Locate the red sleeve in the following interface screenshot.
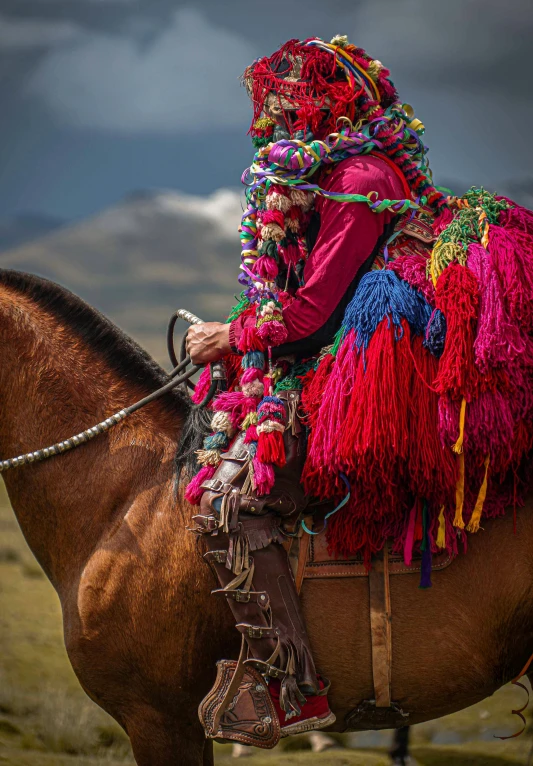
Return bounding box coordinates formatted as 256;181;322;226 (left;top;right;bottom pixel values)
230;154;408;347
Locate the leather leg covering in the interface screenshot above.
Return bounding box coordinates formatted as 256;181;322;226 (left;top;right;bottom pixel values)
241;539;318;697
201;517;318;717
203;530;278;662
195;390;320;741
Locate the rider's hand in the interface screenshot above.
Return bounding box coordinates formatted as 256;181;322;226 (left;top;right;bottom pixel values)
185;322;231;365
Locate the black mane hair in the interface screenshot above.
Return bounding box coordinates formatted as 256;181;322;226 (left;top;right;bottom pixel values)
0;269;189;417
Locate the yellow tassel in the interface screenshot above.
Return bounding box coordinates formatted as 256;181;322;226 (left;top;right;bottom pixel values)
253;117;276;131
428;241;466;285
454;452;466;529
452;398;467;454
466;455;490;533
482;221;490;250
478;209;490;250
241;412;258;431
436;507;446;549
270;365;284;386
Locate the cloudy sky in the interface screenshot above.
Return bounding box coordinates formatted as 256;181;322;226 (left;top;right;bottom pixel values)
1;0;532;221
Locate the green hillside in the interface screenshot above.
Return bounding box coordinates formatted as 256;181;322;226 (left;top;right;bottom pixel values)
0;190;243;367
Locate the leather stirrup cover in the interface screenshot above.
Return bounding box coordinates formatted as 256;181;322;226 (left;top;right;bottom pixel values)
199;659;280;749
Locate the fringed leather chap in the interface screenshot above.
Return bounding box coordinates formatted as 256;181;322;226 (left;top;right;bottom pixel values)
191;390;330;746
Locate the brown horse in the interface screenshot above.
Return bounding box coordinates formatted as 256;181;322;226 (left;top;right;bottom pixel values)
1;268;532;766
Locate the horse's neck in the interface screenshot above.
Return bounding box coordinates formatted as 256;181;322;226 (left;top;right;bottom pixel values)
0;288;179;590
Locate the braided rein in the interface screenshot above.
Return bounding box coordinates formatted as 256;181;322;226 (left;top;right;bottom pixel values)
0;309;204;473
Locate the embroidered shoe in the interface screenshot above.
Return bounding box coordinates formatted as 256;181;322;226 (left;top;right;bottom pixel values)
268;678;336;737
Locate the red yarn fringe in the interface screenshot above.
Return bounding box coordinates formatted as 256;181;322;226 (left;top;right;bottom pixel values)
185;464;216;505
408;335;457;505
434;262;480;399
256;430;286;467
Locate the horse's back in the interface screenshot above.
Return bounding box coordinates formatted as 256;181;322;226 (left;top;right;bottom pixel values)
301;506;533;729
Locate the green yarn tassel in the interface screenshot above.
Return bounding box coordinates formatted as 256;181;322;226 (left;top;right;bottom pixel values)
226;292;251;323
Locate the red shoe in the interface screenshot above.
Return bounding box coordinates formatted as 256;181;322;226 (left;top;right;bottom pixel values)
268;678;336;738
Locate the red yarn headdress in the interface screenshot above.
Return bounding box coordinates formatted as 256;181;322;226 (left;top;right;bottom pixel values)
243;37;398;139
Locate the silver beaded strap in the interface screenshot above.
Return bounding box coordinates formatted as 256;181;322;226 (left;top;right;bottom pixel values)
176;308;202;325
0;308;204;474
0;410;129;472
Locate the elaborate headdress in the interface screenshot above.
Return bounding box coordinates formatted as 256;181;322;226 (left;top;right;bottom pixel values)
243;36;398;142
237;37;445;301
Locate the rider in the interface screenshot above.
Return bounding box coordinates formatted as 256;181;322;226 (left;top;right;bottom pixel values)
185;36;442;746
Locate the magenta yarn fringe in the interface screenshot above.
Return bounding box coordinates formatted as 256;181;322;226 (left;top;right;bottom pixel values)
185;464;216;505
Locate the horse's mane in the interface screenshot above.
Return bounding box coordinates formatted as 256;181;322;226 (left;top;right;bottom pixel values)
0;269;189;416
0;269;212;478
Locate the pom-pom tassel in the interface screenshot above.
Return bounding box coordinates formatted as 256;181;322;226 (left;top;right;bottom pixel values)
436;506;446;549
466;454;490;533
453;452;466;529
254;255;279;280
195;448;222;467
256;426;285;466
185;464;216;505
256;395;287;467
252;394;287;493
252;457;275;495
241;411;258;431
256;298;288;346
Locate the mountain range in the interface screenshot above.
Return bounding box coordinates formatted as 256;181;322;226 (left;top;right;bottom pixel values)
0;213;65;252
0;189;245;365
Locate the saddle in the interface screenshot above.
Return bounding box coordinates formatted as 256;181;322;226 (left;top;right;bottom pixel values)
197;388;455;733
287;519;454;729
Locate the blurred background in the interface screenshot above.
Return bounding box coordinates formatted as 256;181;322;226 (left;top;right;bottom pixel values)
0;1;532;764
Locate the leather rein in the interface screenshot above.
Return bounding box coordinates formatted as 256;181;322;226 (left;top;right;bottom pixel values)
0;309;221;473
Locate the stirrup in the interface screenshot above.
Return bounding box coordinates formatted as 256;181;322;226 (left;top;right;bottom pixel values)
198;657;280;749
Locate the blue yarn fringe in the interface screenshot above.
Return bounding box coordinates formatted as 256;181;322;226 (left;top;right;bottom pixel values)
204;432;228;450
424;308;447;358
242;351;265;369
340;271;432;351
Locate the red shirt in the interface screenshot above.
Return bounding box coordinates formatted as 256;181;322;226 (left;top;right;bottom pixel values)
230;154;407;349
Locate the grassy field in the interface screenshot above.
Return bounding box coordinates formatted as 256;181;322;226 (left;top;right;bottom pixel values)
1;480;532;766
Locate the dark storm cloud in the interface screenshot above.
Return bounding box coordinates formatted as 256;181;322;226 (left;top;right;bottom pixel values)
0;0;149;35
0;0;532;219
0;0;363;102
4;0;532;132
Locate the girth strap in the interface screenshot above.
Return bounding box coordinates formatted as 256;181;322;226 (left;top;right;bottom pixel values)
369;543;393;708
